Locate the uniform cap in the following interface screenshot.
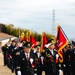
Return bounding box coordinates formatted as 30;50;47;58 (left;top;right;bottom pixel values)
46;39;55;44
45;39;55;48
12;40;16;42
36;45;41;49
72;41;75;46
23;42;32;48
34;45;41;49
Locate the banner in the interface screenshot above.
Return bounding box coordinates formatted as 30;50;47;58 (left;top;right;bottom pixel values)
56;25;68;63
41;32;48;50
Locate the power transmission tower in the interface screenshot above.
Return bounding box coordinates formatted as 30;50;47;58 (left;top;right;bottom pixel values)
52;10;56;36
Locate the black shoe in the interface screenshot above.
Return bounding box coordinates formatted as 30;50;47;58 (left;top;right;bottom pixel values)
4;64;6;66
12;70;14;73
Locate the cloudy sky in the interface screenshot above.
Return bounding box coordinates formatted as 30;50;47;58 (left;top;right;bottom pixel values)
0;0;75;39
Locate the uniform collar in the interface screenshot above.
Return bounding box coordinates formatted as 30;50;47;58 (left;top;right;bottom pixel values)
49;49;54;55
25;52;30;57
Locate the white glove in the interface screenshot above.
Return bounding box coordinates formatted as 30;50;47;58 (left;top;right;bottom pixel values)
30;58;33;64
63;64;66;67
59;69;63;75
17;71;21;75
33;49;37;53
10;55;12;59
34;74;37;75
41;56;44;64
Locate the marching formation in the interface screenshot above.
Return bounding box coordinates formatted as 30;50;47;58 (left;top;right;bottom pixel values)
1;38;75;75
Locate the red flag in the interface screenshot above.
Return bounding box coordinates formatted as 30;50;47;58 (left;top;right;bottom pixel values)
56;25;68;63
30;34;37;47
19;32;29;42
25;32;29;42
18;36;28;42
41;32;48;50
22;36;28;42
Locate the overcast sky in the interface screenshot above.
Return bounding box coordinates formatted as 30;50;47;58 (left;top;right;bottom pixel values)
0;0;75;39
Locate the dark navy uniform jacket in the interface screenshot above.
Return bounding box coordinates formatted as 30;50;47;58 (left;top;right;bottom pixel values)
34;53;43;75
16;51;36;75
42;48;58;75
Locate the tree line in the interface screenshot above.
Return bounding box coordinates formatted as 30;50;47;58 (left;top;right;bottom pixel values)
0;23;56;42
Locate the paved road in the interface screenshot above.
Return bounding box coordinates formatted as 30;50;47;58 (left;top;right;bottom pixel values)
0;53;45;75
0;53;15;75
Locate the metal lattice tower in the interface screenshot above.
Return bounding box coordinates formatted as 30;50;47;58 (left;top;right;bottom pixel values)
52;10;55;36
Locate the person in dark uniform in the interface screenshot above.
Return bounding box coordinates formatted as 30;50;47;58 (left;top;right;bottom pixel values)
1;44;8;66
8;40;16;73
62;44;71;75
70;41;75;75
13;42;22;75
34;45;43;75
42;39;59;75
16;42;37;75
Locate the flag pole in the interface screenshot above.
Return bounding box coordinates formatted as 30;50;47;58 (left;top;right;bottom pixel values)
60;26;69;41
19;29;20;38
41;28;44;52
